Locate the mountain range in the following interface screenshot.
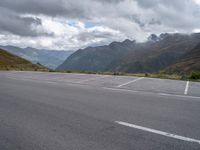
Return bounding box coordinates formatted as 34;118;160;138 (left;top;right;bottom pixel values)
57;33;200;74
166;42;200;74
0;46;74;69
0;48;47;71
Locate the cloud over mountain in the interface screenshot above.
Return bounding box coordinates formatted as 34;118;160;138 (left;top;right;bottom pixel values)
0;0;200;50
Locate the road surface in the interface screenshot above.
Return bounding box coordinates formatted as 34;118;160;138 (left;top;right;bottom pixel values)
0;71;200;150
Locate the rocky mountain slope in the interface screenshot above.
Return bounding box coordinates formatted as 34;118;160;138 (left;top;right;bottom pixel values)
166;42;200;74
57;39;136;71
57;33;200;74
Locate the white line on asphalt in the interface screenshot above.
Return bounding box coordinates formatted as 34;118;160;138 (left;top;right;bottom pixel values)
6;75;200;101
103;87;200;100
116;77;144;88
76;75;109;83
115;121;200;144
184;81;190;95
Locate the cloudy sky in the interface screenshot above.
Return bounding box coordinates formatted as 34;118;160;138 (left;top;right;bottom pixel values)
0;0;200;50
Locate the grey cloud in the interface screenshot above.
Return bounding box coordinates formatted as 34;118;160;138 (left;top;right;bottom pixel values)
0;0;66;16
97;0;124;3
135;0;187;9
0;7;53;37
76;30;119;42
135;0;200;30
1;0;199;29
0;0;90;19
0;0;200;49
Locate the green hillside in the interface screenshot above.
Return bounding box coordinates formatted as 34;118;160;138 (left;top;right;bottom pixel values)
0;48;48;71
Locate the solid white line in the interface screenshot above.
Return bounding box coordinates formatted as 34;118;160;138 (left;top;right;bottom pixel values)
115;121;200;144
76;75;109;83
184;81;190;95
116;77;144;88
7;75;200;101
103;87;200;100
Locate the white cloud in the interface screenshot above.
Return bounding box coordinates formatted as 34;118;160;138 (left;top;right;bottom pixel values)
193;28;200;32
193;0;200;5
0;16;124;50
0;0;200;50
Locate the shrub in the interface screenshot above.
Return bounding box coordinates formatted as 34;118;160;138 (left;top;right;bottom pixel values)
189;71;200;80
49;69;56;72
66;70;72;73
145;73;149;77
113;72;120;76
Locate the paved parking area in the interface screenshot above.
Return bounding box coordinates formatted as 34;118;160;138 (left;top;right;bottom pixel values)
80;76;139;87
2;71;200;98
120;78;187;95
188;82;200;97
1;71;200;150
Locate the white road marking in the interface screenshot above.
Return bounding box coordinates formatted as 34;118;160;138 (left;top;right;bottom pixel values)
115;121;200;144
104;87;200;100
6;74;200;100
76;75;109;83
184;81;190;95
116;77;144;88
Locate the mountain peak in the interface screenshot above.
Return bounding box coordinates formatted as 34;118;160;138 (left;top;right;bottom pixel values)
121;39;135;46
148;34;160;42
123;39;133;43
58;32;200;74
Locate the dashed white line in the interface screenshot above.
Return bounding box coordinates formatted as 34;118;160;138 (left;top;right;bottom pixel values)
115;121;200;144
116;77;144;88
184;81;190;95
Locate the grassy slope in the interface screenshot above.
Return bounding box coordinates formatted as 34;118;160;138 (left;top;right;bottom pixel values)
0;48;48;71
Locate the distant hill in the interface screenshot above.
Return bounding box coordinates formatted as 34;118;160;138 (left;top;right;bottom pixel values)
57;33;200;74
0;48;48;71
0;46;74;69
57;39;136;71
166;42;200;74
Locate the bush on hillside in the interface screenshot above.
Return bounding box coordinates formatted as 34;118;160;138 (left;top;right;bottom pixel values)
189;71;200;80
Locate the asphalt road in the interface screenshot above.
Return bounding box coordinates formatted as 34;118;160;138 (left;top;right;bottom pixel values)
0;71;200;150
